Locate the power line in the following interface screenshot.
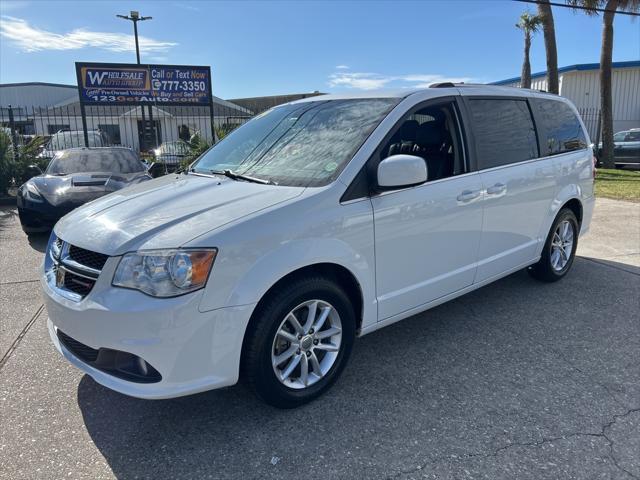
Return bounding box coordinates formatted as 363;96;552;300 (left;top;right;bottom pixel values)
514;0;640;16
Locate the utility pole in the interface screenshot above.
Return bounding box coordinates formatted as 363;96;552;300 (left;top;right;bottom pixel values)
116;11;156;152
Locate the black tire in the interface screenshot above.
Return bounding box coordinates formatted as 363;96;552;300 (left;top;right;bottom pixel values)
528;208;579;282
241;275;356;408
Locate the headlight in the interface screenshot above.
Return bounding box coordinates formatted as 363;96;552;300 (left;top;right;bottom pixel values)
24;182;44;203
112;248;217;297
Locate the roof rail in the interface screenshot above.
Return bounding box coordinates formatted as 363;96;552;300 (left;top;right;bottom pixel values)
429;82;456;88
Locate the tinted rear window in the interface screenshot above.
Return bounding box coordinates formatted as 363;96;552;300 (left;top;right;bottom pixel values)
468;99;538;169
47;149;143;175
535;100;588;155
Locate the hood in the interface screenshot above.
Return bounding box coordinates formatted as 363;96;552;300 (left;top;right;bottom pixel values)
30;172;147;207
55;173;305;255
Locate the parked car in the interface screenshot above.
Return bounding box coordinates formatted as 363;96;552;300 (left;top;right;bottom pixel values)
18;147;151;233
596;128;640;168
43;86;594;407
38;130;107;160
153;140;191;167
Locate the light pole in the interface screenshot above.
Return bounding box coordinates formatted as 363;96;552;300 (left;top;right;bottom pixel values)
116;11;152;65
117;11;155;152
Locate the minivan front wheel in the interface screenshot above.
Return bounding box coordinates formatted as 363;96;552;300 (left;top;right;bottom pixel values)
242;276;355;408
529;208;579;282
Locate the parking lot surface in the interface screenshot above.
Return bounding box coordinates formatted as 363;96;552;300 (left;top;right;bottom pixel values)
1;198;639;480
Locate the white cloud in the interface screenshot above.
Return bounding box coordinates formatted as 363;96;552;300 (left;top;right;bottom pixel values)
328;70;473;91
0;16;177;53
335;65;349;70
328;72;393;90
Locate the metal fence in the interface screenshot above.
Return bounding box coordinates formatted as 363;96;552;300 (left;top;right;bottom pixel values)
0;101;256;159
577;107;602;145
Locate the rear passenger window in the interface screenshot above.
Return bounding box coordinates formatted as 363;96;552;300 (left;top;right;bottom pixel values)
536;100;588;155
468;99;538;169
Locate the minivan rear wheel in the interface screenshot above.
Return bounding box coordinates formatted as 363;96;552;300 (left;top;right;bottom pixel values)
242;276;356;408
528;208;579;282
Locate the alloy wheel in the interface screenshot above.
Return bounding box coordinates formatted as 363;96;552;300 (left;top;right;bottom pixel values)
550;220;574;272
271;299;342;390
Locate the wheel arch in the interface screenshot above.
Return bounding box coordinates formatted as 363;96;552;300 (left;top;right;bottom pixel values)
562;197;583;226
251;262;363;331
239;262;364;369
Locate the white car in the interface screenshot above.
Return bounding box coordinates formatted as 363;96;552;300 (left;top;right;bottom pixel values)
39;130;107;160
43;85;595;407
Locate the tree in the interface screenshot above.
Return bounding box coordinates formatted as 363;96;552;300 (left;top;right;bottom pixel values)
567;0;640;168
536;0;560;94
516;11;543;88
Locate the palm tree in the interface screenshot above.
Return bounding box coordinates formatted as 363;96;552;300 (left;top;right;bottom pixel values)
516;12;543;89
568;0;640;168
537;0;560;94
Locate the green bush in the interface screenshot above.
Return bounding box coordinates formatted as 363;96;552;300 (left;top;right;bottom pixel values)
0;130;14;196
13;136;48;184
0;133;49;195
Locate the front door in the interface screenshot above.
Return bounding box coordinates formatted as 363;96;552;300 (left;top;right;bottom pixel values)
370;99;483;320
372;174;484;319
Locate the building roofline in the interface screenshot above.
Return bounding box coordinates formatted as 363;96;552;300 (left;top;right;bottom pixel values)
0;81;77;89
491;60;640;85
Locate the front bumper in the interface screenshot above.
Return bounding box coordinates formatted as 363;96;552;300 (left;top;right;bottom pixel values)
17;196;69;231
43;269;255;399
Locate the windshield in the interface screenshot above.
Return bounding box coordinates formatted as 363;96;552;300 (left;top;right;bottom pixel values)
191;98;398;187
613;132;626;142
49;132;103;150
158;142;189;154
46;149;144;175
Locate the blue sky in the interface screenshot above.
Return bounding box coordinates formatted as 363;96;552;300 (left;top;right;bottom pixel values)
1;0;639;99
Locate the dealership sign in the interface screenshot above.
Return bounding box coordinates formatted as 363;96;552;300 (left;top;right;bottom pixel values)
75;62;212;105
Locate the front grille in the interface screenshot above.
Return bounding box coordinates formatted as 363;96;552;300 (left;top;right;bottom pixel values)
62;268;96;297
48;239;109;301
68;245;109;271
57;329;99;362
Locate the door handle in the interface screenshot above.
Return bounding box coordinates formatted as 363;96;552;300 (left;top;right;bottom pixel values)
457;190;481;202
486;183;507;195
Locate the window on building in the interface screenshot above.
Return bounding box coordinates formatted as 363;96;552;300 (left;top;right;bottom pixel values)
98;124;121;145
535;100;588;155
468;99;538;169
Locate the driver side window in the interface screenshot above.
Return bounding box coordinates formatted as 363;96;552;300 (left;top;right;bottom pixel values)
381;101;465;182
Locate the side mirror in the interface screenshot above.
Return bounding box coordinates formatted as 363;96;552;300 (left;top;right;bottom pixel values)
377;154;427;190
26;164;43;178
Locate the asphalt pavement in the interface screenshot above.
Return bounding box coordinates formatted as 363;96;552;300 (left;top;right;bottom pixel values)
0;198;638;480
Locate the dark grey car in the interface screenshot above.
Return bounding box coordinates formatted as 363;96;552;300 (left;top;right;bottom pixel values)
17;147;151;233
597;128;640;168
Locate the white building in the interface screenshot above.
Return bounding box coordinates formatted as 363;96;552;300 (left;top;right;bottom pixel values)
493;61;640;141
0;82;252;151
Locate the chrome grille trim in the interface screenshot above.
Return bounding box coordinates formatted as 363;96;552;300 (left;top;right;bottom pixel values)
46;237;108;302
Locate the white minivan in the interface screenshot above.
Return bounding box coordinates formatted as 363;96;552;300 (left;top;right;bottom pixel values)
43;85;595;407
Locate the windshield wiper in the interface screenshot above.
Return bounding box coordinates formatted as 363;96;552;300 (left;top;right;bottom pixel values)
209;169;275;185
